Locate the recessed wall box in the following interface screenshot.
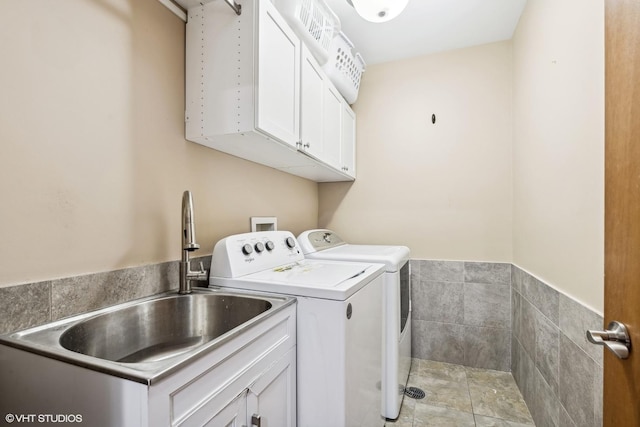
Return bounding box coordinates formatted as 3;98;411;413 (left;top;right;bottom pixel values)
251;217;277;232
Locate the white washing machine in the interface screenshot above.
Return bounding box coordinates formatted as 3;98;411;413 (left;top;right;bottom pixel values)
297;229;411;420
209;231;386;427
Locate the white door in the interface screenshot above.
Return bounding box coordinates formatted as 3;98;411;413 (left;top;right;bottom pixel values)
300;46;325;159
323;83;343;170
246;348;296;427
255;0;300;147
203;391;247;427
340;103;356;178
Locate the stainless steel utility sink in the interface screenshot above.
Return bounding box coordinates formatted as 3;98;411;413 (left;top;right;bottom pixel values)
0;288;295;384
59;293;273;363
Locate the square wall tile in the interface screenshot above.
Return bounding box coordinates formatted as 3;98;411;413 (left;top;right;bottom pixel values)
51;262;178;320
559;334;596;427
463;325;510;371
412;319;464;365
464;262;511;285
412;281;464;323
410;259;421;279
0;282;51;334
511;265;525;293
519;298;537;357
558;294;604;366
560;405;578;427
521;273;559;325
51;269;138;320
511;334;521;385
594;357;603;427
530;368;559;427
419;260;464;282
463;282;510;328
512;289;522;342
514;338;535;405
535;311;560;395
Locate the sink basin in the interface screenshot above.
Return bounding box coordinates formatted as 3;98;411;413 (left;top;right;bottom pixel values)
0;288;294;384
59;293;272;363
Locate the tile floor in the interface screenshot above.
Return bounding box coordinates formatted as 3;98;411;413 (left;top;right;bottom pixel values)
385;358;535;427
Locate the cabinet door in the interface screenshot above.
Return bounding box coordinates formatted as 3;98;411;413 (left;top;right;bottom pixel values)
246;348;296;427
300;46;325;159
323;84;343;171
256;0;300;148
203;390;247;427
340;103;356;177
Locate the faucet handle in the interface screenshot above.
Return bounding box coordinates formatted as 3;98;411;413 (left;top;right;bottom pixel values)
198;262;206;273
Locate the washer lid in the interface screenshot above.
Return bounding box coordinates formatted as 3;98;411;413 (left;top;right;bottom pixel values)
211;260;384;300
250;260;367;286
304;244;410;272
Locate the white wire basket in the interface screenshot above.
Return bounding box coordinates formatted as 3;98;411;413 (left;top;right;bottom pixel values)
322;31;366;104
273;0;341;65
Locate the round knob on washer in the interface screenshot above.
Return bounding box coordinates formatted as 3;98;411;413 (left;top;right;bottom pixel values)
265;241;275;251
242;244;253;255
285;237;296;249
254;242;265;253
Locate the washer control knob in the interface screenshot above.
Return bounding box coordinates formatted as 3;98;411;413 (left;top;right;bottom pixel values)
254;242;265;253
265;241;275;251
242;244;253;255
285;237;296;249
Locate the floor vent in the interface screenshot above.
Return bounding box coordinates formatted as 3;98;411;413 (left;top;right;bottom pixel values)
404;386;425;399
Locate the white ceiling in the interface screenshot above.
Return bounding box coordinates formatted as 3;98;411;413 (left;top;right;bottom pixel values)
323;0;527;65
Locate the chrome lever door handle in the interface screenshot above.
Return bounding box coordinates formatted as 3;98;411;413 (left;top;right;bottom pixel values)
587;321;631;359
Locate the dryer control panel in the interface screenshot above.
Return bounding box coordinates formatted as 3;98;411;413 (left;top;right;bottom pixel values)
210;231;304;278
297;229;346;254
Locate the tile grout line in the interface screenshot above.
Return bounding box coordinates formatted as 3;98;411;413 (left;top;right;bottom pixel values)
463;366;479;426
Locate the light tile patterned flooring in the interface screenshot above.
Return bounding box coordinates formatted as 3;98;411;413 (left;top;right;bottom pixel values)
385;359;535;427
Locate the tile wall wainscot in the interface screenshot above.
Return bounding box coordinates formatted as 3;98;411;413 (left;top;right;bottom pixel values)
410;260;512;371
410;260;605;427
511;264;604;427
0;256;211;335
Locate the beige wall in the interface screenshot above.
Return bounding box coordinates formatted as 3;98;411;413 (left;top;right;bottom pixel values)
319;41;513;262
1;0;604;315
512;0;605;312
0;0;318;288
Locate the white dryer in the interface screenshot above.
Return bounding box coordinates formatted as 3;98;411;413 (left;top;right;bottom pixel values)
297;229;411;420
209;231;385;427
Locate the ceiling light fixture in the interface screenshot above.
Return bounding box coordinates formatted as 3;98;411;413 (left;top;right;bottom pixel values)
346;0;409;23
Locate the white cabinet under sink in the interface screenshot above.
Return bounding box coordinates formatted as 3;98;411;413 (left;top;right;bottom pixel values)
0;302;296;427
184;0;355;182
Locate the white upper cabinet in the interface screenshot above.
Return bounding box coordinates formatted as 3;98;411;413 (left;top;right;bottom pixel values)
300;46;325;160
300;45;354;176
185;0;355;182
323;82;344;171
256;3;300;148
341;103;356;178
